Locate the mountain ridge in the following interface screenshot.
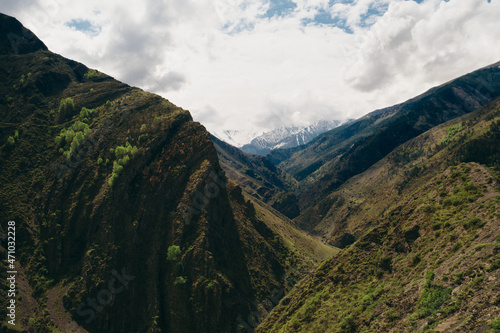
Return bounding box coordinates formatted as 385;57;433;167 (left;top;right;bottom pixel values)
268;61;500;211
214;120;347;156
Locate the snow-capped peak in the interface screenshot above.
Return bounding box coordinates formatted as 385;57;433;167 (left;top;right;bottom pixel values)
212;119;349;155
212;128;265;147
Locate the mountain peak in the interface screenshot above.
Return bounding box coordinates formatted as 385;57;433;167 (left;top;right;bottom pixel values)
240;119;348;155
0;13;48;55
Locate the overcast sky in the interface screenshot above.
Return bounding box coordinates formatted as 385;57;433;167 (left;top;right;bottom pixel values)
1;0;499;133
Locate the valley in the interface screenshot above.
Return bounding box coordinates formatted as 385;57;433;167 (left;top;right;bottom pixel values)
0;12;499;333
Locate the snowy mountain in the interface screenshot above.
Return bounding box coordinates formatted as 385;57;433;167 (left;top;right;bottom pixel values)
212;128;265;147
213;120;348;155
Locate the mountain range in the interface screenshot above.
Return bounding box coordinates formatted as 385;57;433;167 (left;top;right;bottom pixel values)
213;120;347;156
0;13;499;333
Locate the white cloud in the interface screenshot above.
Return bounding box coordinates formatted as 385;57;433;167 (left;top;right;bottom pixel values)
1;0;500;133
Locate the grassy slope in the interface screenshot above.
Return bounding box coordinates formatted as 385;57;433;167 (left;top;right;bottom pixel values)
246;193;338;265
257;103;500;332
296;99;500;244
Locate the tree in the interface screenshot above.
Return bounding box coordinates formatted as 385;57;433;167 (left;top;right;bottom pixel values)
58;97;75;121
167;245;181;261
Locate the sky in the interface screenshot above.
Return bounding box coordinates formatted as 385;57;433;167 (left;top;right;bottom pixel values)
1;0;500;133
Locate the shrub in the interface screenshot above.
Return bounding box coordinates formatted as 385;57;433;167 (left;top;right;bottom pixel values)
108;173;119;187
131;146;139;156
70;132;85;151
423;204;436;214
410;253;421;267
80;108;89;118
174;276;187;285
340;314;356;333
120;155;130;165
462;217;485;230
80;107;96;118
417;270;452;317
453;271;464;284
58;97;75;120
361;294;373;309
115;146;128;158
112;161;124;175
491;317;500;332
7;136;15;146
167;245;182;261
84;69;102;79
97;158;103;165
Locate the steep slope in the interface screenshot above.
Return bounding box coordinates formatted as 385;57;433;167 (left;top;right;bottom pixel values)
239;120;346;155
0;13;326;333
296;97;500;245
212;135;300;218
268;63;500;209
257;99;500;332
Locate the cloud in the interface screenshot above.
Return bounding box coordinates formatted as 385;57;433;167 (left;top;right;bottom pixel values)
1;0;500;133
343;0;500;93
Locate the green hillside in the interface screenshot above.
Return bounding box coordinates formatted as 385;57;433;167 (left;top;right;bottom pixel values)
257;101;500;332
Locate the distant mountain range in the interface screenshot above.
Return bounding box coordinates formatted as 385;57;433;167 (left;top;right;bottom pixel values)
213;120;349;155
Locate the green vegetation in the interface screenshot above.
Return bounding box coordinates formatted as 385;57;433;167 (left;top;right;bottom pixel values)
440;122;464;144
108;142;139;186
3;14;500;333
83;69;102;79
258;160;499;332
174;276;187;285
414;270;452;318
167;245;182;261
79;106;96;118
58;97;75;120
6;130;19;146
491;317;500;332
54;120;90;158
